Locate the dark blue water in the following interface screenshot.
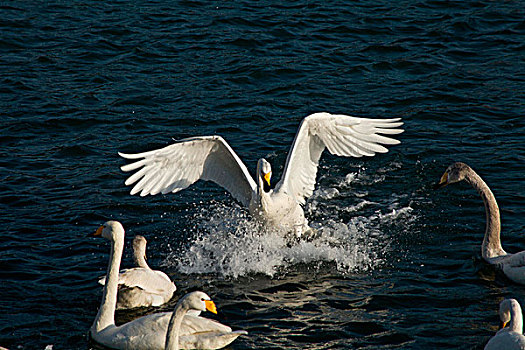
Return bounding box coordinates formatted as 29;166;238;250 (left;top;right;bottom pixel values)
1;1;524;349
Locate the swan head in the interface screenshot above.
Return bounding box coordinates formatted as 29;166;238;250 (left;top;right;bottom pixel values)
133;235;147;259
90;220;125;242
499;299;521;329
257;158;272;192
434;162;471;189
180;291;217;314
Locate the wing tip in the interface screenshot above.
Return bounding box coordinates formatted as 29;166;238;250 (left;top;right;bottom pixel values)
129;187;141;196
121;163;135;172
118;151;133;159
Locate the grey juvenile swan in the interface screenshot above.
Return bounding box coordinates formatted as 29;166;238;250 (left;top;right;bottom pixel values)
435;162;525;284
119;112;403;237
89;221;246;349
98;235;176;309
485;298;525;350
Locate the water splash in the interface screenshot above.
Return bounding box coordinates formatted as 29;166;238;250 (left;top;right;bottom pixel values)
163;203;413;279
163;165;415;278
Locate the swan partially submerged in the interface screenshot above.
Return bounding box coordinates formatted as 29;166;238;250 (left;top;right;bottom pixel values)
435;162;525;284
98;235;176;309
485;298;525;350
89;221;246;349
119;112;403;237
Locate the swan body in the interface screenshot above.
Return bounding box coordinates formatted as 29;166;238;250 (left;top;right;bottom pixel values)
435;162;525;284
164;291;247;350
119;112;403;237
485;299;525;350
89;221;246;349
98;235;176;309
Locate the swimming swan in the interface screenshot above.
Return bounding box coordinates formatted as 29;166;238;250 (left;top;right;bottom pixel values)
98;235;176;309
435;162;525;284
119;112;403;237
89;221;247;349
485;298;525;350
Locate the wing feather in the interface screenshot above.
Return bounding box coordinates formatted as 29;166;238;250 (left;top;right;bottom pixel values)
345;134;388;155
121;159;149;172
278;112;403;204
130;170;155;196
335;125;400;145
119;136;256;207
139;168;164;196
161;172;187;195
125;166;149;186
149;169;173;196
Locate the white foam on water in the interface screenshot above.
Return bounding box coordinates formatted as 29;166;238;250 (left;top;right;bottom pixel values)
163;164;415;278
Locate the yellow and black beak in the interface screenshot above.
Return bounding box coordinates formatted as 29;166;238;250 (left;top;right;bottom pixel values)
434;171;449;190
88;225;104;237
499;320;508;330
263;172;271;187
205;300;217;314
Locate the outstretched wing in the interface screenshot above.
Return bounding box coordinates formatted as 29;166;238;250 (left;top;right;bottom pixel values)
278;112;403;205
119;136;256;207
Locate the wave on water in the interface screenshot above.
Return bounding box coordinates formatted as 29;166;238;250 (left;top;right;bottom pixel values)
163;167;415;279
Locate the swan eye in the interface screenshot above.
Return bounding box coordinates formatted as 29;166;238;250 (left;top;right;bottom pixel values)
201;298;205;301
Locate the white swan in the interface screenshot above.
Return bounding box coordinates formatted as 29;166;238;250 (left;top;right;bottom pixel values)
89;221;247;349
435;162;525;284
163;291;247;350
98;235;176;309
485;298;525;350
119;112;403;237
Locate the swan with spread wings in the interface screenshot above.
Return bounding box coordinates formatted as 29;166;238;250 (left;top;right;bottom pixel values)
119;112;403;237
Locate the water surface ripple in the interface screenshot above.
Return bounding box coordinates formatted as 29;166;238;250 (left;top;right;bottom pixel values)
0;1;524;349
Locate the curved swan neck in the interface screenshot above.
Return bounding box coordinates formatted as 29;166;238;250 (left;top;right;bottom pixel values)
509;302;524;334
134;254;149;269
133;246;149;269
165;301;189;350
91;234;124;333
464;169;504;259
